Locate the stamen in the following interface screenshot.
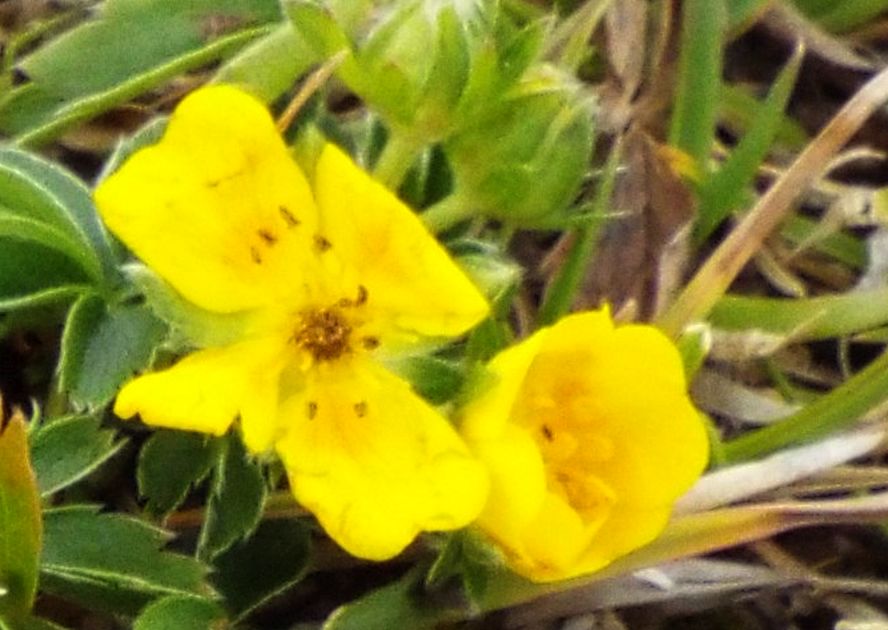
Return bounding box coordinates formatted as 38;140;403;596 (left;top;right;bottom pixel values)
361;336;380;350
293;307;351;361
353;401;368;418
258;229;277;245
355;284;368;306
314;234;332;252
338;285;370;308
250;246;262;264
307;401;318;419
279;205;300;227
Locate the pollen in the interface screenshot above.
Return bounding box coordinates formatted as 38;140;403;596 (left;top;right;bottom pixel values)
294;307;352;361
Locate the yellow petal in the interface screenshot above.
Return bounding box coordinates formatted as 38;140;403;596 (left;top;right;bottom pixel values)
276;357;488;560
312;143;488;347
516;493;589;579
570;322;708;507
459;325;549;441
95;85;321;313
471;424;546;547
115;338;285;442
574;506;673;576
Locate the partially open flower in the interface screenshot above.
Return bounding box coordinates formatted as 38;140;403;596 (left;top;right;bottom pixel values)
459;310;709;582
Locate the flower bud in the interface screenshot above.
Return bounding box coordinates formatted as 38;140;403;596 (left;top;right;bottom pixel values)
443;67;594;226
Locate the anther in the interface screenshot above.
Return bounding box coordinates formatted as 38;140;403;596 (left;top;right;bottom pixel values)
250;246;262;264
338;285;370;309
541;424;553;441
355;285;368;306
353;401;368;418
279;205;300;227
258;229;277;245
313;234;332;252
307;401;318;419
361;336;380;350
293;308;352;361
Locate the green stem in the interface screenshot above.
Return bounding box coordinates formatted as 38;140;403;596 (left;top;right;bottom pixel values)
723;347;888;462
536;140;622;327
372;132;423;190
421;191;475;233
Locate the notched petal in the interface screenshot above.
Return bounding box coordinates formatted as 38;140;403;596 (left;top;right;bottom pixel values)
277;358;488;560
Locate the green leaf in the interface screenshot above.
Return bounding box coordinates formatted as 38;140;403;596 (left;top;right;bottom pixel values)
0;147;117;282
29;414;126;497
134;595;225;630
726;0;772;31
0;285;86;315
197;436;266;560
710;288;888;341
213;22;316;103
0;413;42;620
668;0;726;169
138;431;220;518
212;519;311;619
696;45;803;242
324;567;455;630
58;292;166;408
124;264;252;349
394;356;465;405
0;213;100;295
2;613;69;630
426;531;499;607
0;0;282;145
40;506;208;614
0;238;93;310
815;0;888;33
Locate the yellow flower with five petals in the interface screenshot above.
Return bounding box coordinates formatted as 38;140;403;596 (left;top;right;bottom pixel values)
94;85;490;560
459;310;708;581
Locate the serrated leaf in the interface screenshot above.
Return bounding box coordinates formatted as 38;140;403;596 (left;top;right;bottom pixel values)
0;0;282;145
29;414;126;497
134;595;225;630
137;431;220;517
198;436;266;560
40;506;208;614
212;519;311;619
0;147;117;282
0;412;42;620
58;292;166;408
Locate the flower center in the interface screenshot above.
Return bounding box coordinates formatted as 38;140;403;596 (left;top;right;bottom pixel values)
294;307;352;361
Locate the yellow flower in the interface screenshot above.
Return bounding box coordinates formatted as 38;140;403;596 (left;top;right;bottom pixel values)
94;85;491;560
459;310;708;581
